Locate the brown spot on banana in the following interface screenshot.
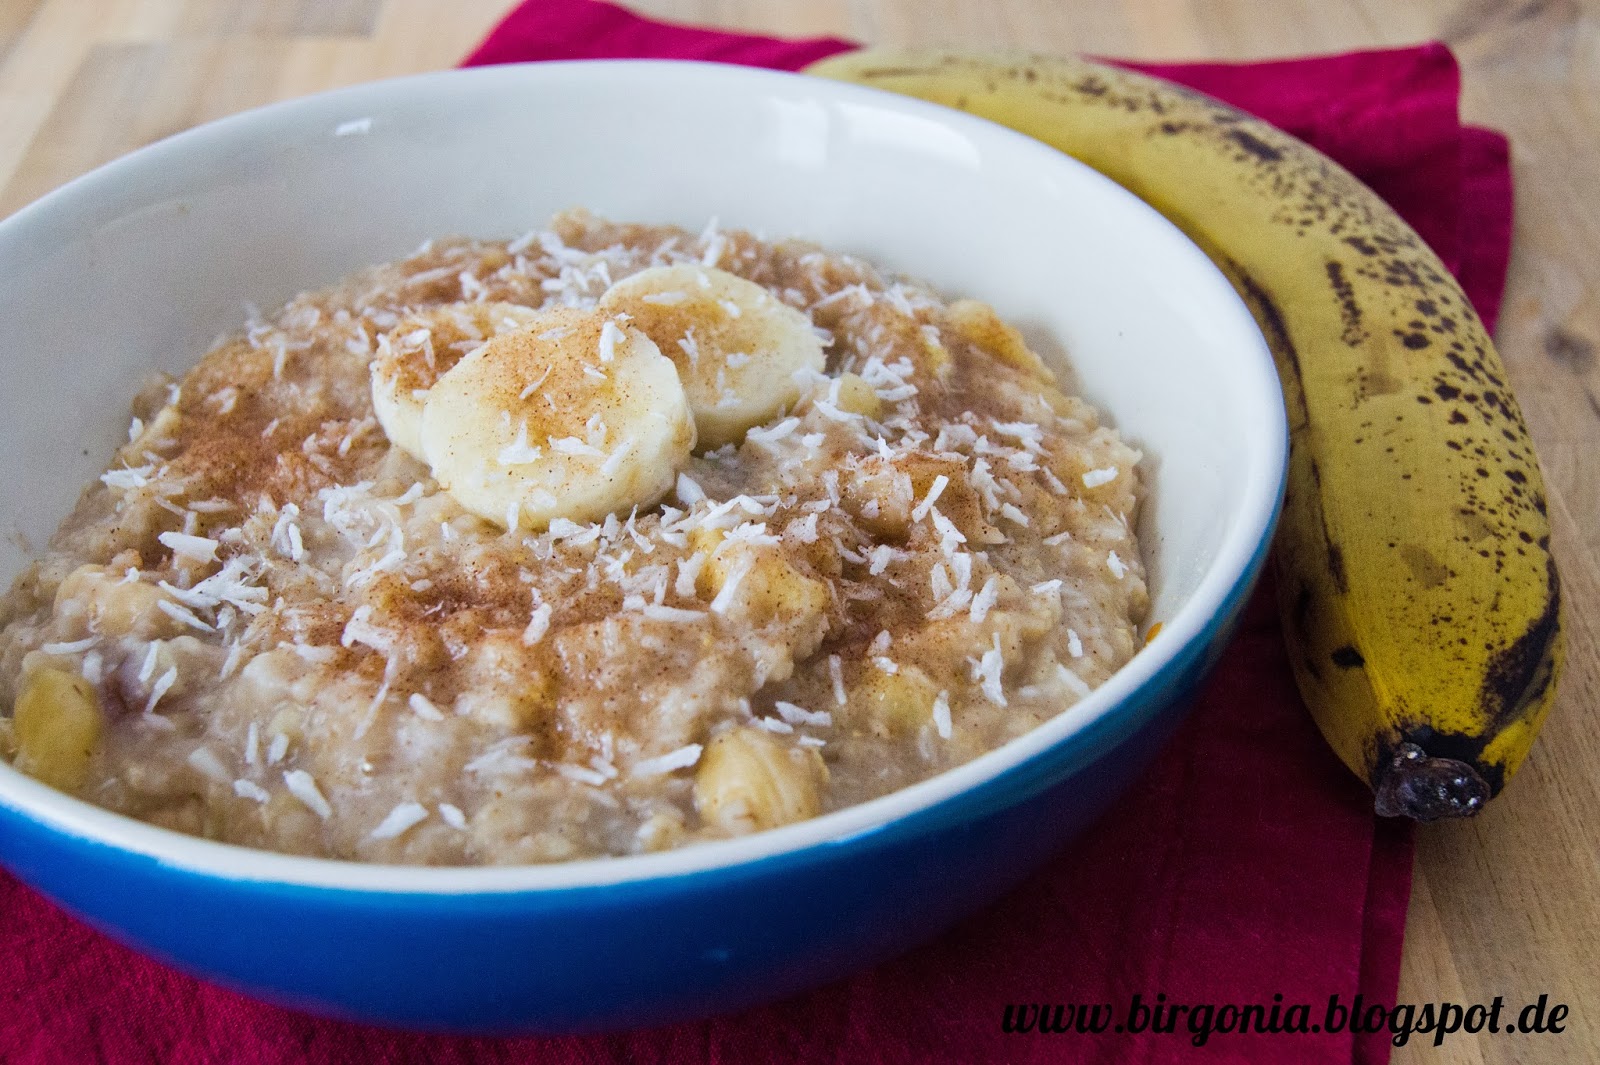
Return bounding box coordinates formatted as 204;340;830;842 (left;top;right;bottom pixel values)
1228;264;1303;384
1330;645;1365;668
1400;544;1451;589
1325;261;1369;347
1324;541;1348;595
1478;556;1563;731
1224;128;1283;162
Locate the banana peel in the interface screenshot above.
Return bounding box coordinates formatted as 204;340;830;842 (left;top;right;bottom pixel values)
808;50;1563;820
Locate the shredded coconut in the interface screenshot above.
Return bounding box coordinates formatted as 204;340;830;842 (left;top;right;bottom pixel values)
828;654;847;706
676;473;706;504
465;737;538;776
409;693;445;720
999;502;1030;526
1056;663;1093;699
101;464;155;490
159;531;220;563
774;701;832;728
632;744;704;777
553;762;610;787
498;422;543;465
143;667;178;715
523;602;553;645
910;475;949;523
233;779;270;803
708;555;753;614
550;436;604;458
228;770;268;796
283;770;332;818
598;318;626;362
600;441;634;478
79;651;103;684
40;636;98;655
970;575;1000;623
932;690;953;739
678;328;701;366
369;802;429;840
973;635;1007;707
186;746;231;783
929;507;967;548
518;366;553;400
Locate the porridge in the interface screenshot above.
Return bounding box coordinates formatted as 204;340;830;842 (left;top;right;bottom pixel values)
0;211;1148;865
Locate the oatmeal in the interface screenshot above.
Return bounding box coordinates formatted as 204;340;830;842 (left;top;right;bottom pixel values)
0;211;1148;864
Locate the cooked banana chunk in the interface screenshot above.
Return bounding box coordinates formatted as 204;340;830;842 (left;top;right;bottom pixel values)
419;307;694;531
597;264;825;449
370;301;544;461
694;726;826;834
13;667;102;791
943;298;1056;382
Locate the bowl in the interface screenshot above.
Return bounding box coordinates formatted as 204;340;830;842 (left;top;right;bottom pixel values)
0;59;1285;1033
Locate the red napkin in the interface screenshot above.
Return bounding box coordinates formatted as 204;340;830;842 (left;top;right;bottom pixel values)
1;4;1514;1063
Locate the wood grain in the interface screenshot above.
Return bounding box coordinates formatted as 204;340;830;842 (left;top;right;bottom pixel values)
0;0;42;63
1;1;1595;1061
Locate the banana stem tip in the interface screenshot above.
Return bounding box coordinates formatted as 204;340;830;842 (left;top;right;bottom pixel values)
1372;743;1491;821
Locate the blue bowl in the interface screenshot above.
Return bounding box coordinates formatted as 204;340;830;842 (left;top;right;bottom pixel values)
0;61;1285;1032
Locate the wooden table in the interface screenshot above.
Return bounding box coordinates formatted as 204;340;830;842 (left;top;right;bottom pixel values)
1;1;1594;1061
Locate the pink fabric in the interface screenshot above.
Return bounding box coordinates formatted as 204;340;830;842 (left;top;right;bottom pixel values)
461;0;853;71
1;4;1515;1062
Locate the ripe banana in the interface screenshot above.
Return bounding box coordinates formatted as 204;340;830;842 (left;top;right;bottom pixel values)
809;50;1564;819
416;307;695;531
598;264;826;449
371;301;544;461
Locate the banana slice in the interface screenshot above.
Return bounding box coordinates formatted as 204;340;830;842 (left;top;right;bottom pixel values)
418;307;694;531
371;302;544;461
597;265;825;449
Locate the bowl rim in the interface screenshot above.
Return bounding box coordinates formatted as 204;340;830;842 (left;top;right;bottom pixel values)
0;57;1287;894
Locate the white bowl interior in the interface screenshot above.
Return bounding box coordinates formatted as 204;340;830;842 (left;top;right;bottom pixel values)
0;61;1282;889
